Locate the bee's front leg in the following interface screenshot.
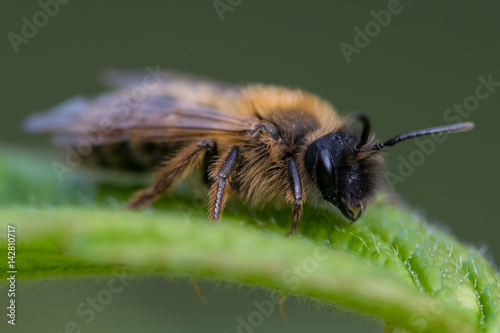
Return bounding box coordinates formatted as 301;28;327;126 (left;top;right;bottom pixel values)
286;157;304;236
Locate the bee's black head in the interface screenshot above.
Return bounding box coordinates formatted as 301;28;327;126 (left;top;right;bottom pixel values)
304;125;383;221
304;114;474;221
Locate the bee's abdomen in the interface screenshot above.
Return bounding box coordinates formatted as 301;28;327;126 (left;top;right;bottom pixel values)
78;141;182;171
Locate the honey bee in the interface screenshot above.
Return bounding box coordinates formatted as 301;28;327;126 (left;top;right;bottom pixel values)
24;69;474;234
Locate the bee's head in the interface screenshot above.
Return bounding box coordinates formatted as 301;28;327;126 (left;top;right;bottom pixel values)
305;114;474;222
304;116;383;221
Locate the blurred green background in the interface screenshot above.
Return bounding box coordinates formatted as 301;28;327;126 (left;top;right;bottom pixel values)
1;1;499;332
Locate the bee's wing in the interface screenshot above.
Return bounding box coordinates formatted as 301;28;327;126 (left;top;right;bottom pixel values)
101;67;240;94
24;92;256;146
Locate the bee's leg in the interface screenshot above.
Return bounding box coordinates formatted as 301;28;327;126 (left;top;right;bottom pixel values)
208;146;240;220
202;142;218;186
286;157;304;236
128;139;215;209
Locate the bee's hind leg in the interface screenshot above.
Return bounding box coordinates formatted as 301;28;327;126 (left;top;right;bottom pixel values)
128;139;215;209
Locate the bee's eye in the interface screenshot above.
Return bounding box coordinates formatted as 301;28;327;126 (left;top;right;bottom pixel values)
316;148;337;203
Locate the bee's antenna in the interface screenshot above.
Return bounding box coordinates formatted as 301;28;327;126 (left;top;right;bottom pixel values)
372;122;474;151
354;114;370;151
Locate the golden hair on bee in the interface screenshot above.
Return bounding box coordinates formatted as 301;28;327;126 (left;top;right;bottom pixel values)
23;69;474;234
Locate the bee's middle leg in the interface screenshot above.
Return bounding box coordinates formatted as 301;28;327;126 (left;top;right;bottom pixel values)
208;146;240;220
128;139;215;209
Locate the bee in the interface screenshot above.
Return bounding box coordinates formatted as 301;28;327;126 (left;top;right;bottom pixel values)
24;69;474;234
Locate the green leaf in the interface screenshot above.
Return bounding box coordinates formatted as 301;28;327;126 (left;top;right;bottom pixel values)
0;146;499;333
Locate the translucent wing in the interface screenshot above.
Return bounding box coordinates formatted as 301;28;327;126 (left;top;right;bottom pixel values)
24;70;256;146
101;67;240;94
